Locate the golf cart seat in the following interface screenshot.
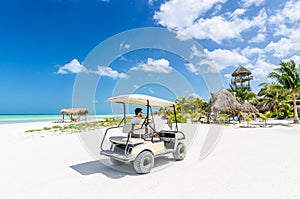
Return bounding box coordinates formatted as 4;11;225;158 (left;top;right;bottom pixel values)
109;136;144;145
109;124;146;145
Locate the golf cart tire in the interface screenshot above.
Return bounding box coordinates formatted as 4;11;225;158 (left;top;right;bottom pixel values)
173;142;186;161
133;151;154;174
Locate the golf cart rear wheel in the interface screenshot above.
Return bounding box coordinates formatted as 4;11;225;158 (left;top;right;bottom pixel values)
133;151;154;174
173;142;186;161
110;145;124;165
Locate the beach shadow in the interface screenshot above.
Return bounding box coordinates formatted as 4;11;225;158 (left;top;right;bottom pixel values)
70;156;175;179
70;160;135;179
251;122;293;127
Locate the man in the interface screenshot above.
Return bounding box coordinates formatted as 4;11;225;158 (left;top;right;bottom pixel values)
131;107;143;125
131;107;155;139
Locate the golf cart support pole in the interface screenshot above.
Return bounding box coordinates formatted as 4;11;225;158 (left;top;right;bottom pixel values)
173;104;178;131
120;102;126;124
146;100;150;119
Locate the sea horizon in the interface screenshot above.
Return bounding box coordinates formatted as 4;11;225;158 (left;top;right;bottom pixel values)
0;114;123;125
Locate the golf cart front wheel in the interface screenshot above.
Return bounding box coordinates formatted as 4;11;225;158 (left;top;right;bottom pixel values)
133;151;154;174
173;142;186;161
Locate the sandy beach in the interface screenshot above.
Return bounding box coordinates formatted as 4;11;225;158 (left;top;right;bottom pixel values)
1;120;300;199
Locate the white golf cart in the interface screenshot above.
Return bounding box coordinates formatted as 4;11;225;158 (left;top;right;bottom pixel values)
100;94;186;174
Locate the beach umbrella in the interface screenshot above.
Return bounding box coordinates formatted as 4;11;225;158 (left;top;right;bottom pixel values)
241;100;258;113
206;88;242;113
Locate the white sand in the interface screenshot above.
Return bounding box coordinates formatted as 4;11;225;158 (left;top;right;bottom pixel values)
0;120;300;199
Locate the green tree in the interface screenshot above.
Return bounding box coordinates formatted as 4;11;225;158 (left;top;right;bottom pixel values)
268;60;300;124
164;96;209;123
278;103;293;119
245;114;253;127
228;84;256;103
258;111;273;127
257;83;286;117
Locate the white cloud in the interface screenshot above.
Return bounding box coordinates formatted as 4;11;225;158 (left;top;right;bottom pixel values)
273;24;291;37
57;59;88;74
251;58;276;79
241;47;264;58
282;0;300;23
270;0;300;24
57;59;128;79
148;0;155;6
212;4;222;15
189;44;206;59
204;48;249;71
96;66;128;79
230;8;246;18
266;27;300;57
185;47;249;74
131;58;173;73
283;55;300;64
182;9;266;43
154;0;267;43
154;0;226;30
224;73;232;80
185;63;199;75
100;0;110;2
119;41;131;50
249;33;266;43
241;0;264;8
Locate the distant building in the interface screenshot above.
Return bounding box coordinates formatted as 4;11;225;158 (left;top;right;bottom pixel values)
231;66;253;89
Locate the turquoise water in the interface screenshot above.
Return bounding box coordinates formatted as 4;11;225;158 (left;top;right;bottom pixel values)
0;114;119;125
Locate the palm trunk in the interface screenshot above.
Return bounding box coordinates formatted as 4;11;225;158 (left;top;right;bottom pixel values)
292;93;299;124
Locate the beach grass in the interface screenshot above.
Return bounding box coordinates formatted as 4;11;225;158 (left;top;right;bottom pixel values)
24;119;121;134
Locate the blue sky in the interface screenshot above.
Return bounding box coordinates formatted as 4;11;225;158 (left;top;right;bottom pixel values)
0;0;299;114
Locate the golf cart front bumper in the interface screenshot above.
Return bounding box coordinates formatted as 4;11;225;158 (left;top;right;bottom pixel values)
100;150;135;162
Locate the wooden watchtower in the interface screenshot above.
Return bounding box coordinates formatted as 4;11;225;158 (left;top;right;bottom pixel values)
231;66;253;89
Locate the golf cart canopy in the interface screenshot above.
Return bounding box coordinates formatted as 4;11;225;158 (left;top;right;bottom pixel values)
107;94;174;107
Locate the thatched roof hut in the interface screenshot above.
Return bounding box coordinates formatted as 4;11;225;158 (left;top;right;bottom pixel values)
241;100;258;113
232;65;252;76
60;108;88;122
256;102;270;113
206;88;242;113
60;108;89;115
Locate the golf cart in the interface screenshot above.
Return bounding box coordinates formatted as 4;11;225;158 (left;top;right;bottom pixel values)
100;94;186;174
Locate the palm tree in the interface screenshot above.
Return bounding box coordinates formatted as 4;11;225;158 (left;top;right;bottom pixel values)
257;82;286;117
268;60;300;124
228;84;256;103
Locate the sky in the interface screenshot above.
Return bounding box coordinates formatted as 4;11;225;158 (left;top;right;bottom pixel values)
0;0;300;114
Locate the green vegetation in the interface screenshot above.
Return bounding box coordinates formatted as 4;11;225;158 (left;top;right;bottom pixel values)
164;59;300;125
267;60;300;123
228;84;257;104
25;59;300;132
245;114;253;127
25;119;121;134
258;111;273;127
158;96;208;123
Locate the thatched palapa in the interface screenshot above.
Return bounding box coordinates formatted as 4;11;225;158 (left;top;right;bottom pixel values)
241;100;258;113
60;108;88;122
206;88;242;113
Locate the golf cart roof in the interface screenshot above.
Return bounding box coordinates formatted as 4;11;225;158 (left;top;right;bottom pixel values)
107;94;174;107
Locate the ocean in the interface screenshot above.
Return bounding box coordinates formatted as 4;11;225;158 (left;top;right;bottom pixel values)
0;114;119;125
